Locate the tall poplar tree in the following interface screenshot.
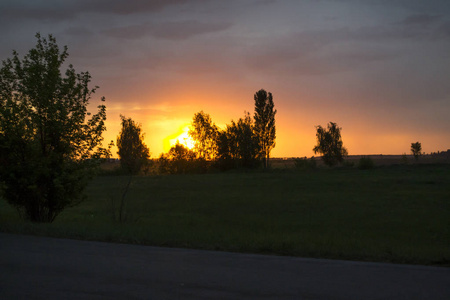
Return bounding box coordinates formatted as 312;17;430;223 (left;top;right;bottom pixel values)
253;89;276;168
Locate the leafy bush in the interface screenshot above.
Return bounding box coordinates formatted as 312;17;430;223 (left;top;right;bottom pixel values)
358;156;375;170
157;143;210;175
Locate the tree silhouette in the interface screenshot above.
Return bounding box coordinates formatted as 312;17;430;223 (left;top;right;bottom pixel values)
313;122;348;166
116;115;150;174
216;130;233;167
253;89;276;168
217;112;259;169
0;34;108;222
189;111;218;160
410;142;422;161
158;142;199;174
168;141;194;160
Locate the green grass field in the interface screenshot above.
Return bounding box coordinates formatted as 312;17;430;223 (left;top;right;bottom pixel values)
1;164;449;266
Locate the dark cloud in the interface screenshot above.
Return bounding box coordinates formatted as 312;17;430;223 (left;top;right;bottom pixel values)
150;20;232;40
244;13;450;76
245;45;397;77
393;14;450;41
243;28;399;75
0;0;206;22
436;21;450;38
75;0;203;15
327;0;450;14
64;27;94;37
389;0;450;14
398;14;441;27
350;18;450;42
103;24;151;40
104;20;232;40
0;5;70;23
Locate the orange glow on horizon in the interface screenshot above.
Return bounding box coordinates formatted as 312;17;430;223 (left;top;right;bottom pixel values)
100;89;449;160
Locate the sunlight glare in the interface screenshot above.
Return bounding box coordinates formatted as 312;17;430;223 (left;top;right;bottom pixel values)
167;125;195;150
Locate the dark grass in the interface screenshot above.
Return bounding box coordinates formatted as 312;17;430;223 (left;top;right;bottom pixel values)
1;164;449;266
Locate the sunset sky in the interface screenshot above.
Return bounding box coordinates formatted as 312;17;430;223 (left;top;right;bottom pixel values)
1;0;449;157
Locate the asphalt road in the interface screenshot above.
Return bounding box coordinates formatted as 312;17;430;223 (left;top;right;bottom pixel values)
1;233;449;300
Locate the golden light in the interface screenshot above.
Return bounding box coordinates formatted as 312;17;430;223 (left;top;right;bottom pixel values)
163;124;195;152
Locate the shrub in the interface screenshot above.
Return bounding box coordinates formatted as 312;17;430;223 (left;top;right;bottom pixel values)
358;156;375;170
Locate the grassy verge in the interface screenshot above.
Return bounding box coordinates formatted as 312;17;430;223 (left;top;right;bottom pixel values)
1;164;449;266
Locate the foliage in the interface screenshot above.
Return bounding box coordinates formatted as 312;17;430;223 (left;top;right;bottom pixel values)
313;122;348;167
169;141;197;162
157;142;205;174
183;89;275;170
157;154;172;174
188;111;218;160
113;115;150;222
216;112;260;170
215;130;232;169
294;157;317;170
358;156;375;170
253;89;277;168
411;142;422;161
116;115;150;174
0;33;108;222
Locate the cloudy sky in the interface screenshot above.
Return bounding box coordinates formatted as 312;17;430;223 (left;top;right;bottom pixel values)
1;0;449;157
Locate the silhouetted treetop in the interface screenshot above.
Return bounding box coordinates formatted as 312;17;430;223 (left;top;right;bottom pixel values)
189;111;218;160
313;122;347;167
117;115;150;174
411;142;422;161
253;89;276;168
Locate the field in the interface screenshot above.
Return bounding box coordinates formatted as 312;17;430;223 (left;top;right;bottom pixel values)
1;163;449;266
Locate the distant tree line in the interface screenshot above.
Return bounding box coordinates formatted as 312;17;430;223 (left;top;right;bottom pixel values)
153;89;277;174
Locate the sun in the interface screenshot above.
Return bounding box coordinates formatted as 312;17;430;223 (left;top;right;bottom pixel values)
164;124;195;152
171;126;195;149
